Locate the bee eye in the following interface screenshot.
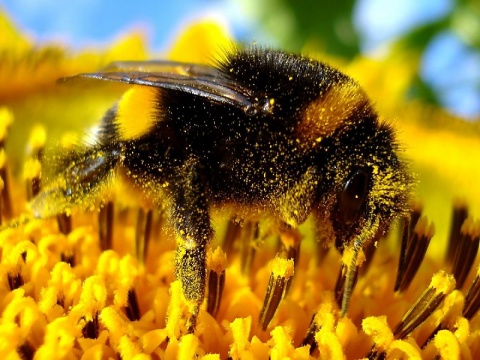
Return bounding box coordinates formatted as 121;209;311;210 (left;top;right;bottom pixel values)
338;169;369;224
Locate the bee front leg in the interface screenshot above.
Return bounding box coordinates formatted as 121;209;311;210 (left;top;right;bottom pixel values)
169;159;212;332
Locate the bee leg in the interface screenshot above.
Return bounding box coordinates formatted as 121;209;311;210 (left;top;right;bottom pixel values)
170;160;212;332
340;218;379;316
340;238;361;316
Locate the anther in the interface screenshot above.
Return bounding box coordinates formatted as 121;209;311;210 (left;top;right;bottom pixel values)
24;124;46;201
125;289;141;321
82;313;100;339
60;252;75;267
392;271;455;340
135;208;153;264
17;341;35;360
445;202;469;265
259;256;294;330
8;272;24;290
0;111;13;219
98;201;114;250
222;217;242;257
24;158;42;201
206;247;227;317
0;149;13;219
463;264;480;320
240;221;259;274
56;213;72;235
450;218;479;289
394;215;434;292
301;299;337;355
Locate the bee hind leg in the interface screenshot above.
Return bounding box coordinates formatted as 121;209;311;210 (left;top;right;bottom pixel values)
169;159;213;332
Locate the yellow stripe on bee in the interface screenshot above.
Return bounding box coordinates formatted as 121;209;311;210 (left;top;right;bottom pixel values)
297;81;369;144
116;86;159;140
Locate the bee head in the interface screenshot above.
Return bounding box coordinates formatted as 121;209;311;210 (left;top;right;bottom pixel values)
316;117;412;252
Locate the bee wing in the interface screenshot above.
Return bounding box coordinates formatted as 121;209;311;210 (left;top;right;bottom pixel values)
102;60;217;78
61;61;260;113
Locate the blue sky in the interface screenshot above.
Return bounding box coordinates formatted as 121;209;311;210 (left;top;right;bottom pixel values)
1;0;233;51
1;0;451;51
2;0;478;118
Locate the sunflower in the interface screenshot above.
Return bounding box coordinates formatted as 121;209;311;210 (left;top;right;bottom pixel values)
1;10;480;360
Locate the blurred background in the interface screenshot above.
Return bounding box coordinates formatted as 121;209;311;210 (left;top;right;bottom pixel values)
1;0;480;254
2;0;479;120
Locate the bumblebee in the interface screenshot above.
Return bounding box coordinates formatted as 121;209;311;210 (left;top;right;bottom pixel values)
31;47;411;328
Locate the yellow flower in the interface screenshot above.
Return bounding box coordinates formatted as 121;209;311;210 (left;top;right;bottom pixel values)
1;10;480;360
